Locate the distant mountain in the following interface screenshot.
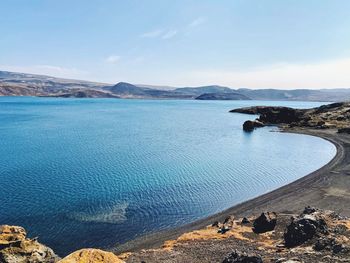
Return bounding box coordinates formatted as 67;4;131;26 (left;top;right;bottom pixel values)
0;70;107;96
47;89;119;98
103;82;193;99
236;88;350;102
1;70;350;101
103;82;148;96
174;85;233;95
195;92;251;100
136;84;176;91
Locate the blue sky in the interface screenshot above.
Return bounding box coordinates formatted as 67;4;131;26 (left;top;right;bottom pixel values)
1;0;350;88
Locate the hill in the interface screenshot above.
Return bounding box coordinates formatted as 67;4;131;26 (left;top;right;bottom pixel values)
2;70;350;101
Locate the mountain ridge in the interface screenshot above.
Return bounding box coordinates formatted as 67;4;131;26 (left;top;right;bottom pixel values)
1;70;350;101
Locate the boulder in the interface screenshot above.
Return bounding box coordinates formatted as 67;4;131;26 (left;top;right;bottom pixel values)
284;214;328;247
58;249;125;263
223;215;235;226
0;225;58;263
222;250;263;263
253;212;277;234
303;206;317;215
212;221;220;227
218;226;231;234
313;237;336;251
243;120;264;131
241;217;250;224
338;127;350;134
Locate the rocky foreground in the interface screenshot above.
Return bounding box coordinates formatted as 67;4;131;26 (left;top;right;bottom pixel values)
1;207;350;263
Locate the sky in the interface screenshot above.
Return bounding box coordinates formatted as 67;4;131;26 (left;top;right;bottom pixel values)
1;0;350;89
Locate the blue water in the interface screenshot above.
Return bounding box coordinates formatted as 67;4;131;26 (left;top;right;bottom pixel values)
0;97;336;256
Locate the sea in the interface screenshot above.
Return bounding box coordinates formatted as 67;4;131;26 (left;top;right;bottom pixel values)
0;97;336;256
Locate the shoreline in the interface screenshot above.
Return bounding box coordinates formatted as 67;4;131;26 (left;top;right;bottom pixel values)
114;128;349;254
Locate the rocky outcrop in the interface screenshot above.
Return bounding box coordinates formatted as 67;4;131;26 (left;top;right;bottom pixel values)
243;120;265;131
284;207;345;250
222;250;262;263
0;225;59;263
284;214;327;247
230;102;350;131
58;249;125;263
253;212;277;234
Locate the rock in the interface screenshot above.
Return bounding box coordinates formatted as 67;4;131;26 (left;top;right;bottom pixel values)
313;237;336;251
212;221;220;227
303;206;317;215
218;226;231;234
58;249;125;263
243;120;264;131
222;250;263;263
332;243;345;254
223;215;235;226
338;127;350;134
241;217;250;224
333;224;348;235
0;225;59;263
253;212;277;234
0;225;26;244
284;214;328;247
313;237;347;254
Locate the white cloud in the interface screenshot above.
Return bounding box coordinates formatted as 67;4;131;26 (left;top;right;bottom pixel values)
105;55;120;64
181;58;350;89
188;17;206;28
162;30;177;39
0;64;88;80
140;29;163;38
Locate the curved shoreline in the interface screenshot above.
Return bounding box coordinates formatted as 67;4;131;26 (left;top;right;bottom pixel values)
114;128;349;253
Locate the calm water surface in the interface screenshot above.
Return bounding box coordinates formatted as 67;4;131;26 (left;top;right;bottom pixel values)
0;97;336;256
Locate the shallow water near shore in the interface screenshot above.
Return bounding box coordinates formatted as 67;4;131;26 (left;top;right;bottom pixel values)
0;97;336;256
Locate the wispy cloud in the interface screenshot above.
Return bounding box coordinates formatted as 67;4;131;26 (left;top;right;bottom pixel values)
105;55;120;64
181;58;350;89
140;29;163;38
162;30;177;39
188;17;206;28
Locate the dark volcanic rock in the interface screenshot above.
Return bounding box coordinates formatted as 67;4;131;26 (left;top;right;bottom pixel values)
253;212;277;234
223;215;235;226
313;237;347;254
222;250;263;263
243;120;265;131
241;217;250;224
303;206;317;215
313;237;336;251
338;127;350;134
231;102;350;131
284;214;328;247
257;107;304;124
230;106;305;124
